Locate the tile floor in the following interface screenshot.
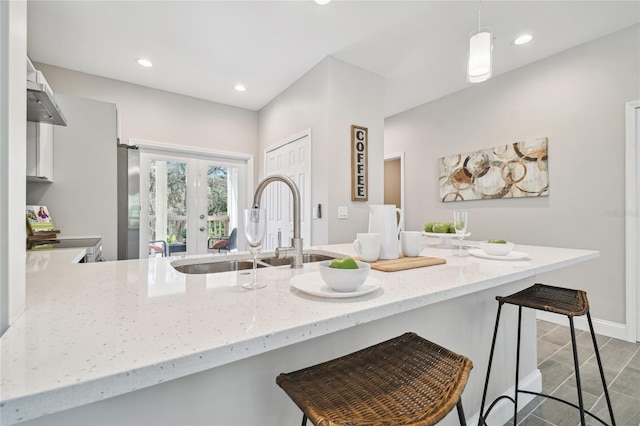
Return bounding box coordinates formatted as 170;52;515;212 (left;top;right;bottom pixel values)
506;320;640;426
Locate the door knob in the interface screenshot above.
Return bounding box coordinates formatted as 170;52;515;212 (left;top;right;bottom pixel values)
199;227;206;232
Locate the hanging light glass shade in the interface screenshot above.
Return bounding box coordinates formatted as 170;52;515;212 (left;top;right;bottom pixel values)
467;28;493;83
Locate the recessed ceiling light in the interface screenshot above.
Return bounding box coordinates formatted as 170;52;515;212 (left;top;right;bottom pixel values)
314;0;331;5
234;84;246;92
513;34;533;45
136;58;153;68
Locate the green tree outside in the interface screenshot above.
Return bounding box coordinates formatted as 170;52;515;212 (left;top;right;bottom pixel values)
148;161;229;243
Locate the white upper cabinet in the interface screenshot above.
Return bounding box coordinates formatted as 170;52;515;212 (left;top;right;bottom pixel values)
26;122;54;182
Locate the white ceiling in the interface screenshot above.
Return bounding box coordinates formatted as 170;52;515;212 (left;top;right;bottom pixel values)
27;1;640;117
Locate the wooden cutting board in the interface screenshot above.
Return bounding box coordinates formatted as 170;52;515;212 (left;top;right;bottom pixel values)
355;256;446;272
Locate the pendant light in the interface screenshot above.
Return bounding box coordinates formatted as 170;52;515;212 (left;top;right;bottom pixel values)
467;3;492;83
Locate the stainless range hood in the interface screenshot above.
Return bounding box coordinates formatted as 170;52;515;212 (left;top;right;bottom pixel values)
27;57;67;126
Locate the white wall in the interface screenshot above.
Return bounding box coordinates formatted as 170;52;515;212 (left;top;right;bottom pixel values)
258;57;385;245
33;63;258;156
385;25;640;326
0;0;27;335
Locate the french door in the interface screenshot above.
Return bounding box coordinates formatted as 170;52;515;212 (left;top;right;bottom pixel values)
139;150;249;258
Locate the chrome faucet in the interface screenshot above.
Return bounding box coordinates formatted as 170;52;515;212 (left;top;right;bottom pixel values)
252;174;303;269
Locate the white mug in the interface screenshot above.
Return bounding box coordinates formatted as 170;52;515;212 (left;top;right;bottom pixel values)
400;231;424;257
353;233;381;262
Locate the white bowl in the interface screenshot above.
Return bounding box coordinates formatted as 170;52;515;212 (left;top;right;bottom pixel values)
318;260;371;292
479;241;514;256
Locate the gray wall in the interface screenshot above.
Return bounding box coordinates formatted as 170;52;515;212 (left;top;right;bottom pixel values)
258;57;385;245
27;95;119;261
34;63;258;156
384;25;640;325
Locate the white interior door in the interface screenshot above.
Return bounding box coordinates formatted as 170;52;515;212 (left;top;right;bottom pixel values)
635;106;640;341
263;131;311;250
626;101;640;342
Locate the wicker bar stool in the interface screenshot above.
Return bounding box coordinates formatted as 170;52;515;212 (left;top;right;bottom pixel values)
276;332;473;426
479;283;616;425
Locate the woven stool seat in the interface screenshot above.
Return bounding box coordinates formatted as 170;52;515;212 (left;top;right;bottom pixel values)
497;283;588;316
276;332;473;426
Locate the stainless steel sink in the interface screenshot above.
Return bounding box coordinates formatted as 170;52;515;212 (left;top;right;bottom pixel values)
172;251;339;274
259;253;336;266
173;260;265;274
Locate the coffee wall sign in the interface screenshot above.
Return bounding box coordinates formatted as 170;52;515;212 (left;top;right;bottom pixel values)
351;125;368;201
438;137;549;202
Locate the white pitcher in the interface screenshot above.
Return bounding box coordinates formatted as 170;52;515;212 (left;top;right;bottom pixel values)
368;205;404;259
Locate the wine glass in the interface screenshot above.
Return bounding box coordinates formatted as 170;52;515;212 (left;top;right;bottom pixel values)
243;208;267;290
453;211;468;257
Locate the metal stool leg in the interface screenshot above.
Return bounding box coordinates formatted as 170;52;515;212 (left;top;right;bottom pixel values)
568;316;586;425
479;301;504;425
301;413;307;426
456;400;467;426
587;312;616;426
513;306;523;425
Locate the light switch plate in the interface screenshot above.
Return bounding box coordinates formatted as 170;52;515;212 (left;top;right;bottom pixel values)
338;206;348;219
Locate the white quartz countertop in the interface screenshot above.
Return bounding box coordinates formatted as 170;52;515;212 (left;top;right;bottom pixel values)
1;242;597;424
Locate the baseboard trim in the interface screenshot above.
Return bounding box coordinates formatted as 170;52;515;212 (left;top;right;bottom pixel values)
536;311;629;341
468;369;542;426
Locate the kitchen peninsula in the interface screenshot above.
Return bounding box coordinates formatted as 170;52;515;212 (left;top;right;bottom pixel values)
1;243;597;425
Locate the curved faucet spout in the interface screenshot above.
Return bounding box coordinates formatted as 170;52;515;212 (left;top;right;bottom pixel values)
252;174;303;268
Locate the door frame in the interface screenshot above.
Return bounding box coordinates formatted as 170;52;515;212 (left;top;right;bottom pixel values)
132;138;254;257
625;100;639;342
384;151;405;221
263;129;312;247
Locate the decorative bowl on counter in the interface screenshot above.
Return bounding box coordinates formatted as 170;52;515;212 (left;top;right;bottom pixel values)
318;260;371;292
479;241;514;256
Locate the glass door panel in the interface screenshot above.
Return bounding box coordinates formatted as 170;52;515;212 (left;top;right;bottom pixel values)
197;159;247;255
142;154;191;258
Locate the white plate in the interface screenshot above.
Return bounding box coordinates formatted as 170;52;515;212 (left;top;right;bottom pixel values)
290;272;381;298
468;249;529;260
423;232;471;239
423;232;471;248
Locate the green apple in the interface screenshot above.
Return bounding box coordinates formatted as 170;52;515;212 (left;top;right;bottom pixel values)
432;223;450;233
449;223;456;233
329;258;359;269
488;239;507;244
424;222;436;232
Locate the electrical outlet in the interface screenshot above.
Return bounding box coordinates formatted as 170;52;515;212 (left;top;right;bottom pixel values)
338;206;348;219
